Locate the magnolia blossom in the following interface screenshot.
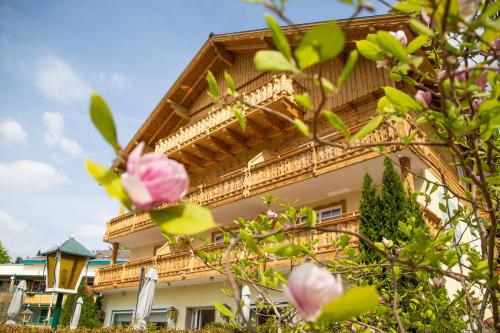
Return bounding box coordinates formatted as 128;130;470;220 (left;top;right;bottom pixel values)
430;277;445;288
414;90;432;108
283;263;343;321
376;30;407;68
121;142;189;210
382;237;391;249
267;210;278;219
458;0;479;23
488;37;500;58
475;70;488;91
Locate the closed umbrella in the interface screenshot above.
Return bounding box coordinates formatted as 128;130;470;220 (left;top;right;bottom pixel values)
69;297;83;329
5;280;27;325
133;268;158;330
241;285;251;324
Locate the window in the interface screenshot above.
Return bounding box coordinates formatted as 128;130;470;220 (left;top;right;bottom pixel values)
212;232;224;244
31;280;45;292
186;307;215;329
300;204;343;223
111;309;170;327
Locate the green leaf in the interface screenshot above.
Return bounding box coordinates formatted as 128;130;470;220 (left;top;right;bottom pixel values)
351;115;383;142
89;93;119;151
254;50;299;73
318;77;335;93
214;301;234;319
393;2;424;12
265;14;292;60
206;71;220;100
376;31;408;62
293;119;311;137
323;110;350;139
409;19;434;36
355;40;384;61
299;21;345;61
294;44;321;69
85;160;131;209
383;86;422;111
239;230;260;253
407;35;429;53
318;286;379;323
231;104;246;131
150;203;217;236
294;93;313;110
299;206;316;226
338;50;358;88
377;96;393;114
264;244;302;258
339;234;350;248
224;71;237;97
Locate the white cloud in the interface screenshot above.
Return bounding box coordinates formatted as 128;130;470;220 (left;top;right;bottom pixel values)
0;118;27;144
74;224;105;239
0;160;69;191
0;211;28;234
35;56;91;105
42;112;82;155
97;72;132;92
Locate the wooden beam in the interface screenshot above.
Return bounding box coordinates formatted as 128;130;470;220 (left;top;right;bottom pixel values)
135;140;155;153
223;128;249;148
246;119;267;137
191;144;216;161
207;136;233;155
257;110;285;131
178;151;203;168
167;99;190;120
147;111;176;146
213;42;234;66
111;242;119;265
260;36;275;50
180;56;219;105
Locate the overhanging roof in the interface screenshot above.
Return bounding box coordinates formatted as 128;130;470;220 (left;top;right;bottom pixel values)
114;14;409;170
41;237;95;258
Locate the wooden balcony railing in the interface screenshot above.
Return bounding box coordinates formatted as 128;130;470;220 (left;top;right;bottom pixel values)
104;122;400;242
24;293;53;305
155;74;301;155
95;212;360;290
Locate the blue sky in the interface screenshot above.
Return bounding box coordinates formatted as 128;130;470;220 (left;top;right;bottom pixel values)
0;0;387;259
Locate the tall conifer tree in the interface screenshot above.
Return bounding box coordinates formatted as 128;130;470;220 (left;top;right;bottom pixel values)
358;172;381;263
380;157;406;240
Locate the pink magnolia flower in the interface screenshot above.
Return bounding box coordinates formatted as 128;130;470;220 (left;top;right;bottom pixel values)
390;30;408;47
267;210;278;219
121;142;189;210
488;37;500;58
414;90;432;108
283;263;343;321
429;277;445;288
475;70;488;91
382;237;391;249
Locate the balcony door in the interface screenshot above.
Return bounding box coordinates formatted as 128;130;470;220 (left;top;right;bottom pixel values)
186;307;215;329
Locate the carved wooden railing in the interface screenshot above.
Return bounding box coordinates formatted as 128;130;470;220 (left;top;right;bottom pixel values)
95;212;360;290
155;74;301;154
104;122;400;241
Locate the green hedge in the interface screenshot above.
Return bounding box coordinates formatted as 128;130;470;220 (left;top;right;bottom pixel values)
0;322;238;333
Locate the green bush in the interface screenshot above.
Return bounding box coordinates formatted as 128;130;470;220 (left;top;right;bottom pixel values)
59;283;102;329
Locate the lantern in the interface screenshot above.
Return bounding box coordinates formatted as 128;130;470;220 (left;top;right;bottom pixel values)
41;237;95;328
20;308;33;324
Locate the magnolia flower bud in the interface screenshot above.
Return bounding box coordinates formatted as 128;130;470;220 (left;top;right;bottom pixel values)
389;30;408;47
283;263;343;321
488;37;500;58
430;277;445;288
475;70;488;91
414;90;432;108
267;210;278;219
121;142;189;210
382;237;391;249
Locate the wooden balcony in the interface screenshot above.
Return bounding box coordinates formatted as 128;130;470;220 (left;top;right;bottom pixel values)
104;122;401;242
155;74;303;169
95;212;360;291
24;293;53;305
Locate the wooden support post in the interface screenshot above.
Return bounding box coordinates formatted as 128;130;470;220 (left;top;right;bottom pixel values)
111;242;119;265
213;42;234;66
207;136;233;155
399;156;415;192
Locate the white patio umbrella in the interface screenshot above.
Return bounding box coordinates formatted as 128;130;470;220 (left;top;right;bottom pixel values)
241;285;251;324
5;280;27;325
69;297;83;329
133;268;158;330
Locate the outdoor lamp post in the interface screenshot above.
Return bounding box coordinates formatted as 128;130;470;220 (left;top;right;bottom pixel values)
20;308;33;324
41;237;95;329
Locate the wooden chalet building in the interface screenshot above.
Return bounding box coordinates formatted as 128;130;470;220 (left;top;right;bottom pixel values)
94;15;466;329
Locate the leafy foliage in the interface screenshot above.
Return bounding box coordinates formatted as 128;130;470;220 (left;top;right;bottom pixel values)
0;241;11;264
60;283;102;329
